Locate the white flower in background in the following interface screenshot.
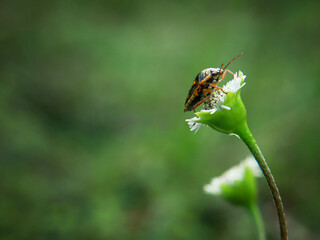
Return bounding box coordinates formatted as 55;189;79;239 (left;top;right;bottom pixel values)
204;156;267;239
185;71;247;134
204;156;267;238
204;156;262;196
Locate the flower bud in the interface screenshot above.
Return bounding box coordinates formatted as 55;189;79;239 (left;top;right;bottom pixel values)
204;156;262;207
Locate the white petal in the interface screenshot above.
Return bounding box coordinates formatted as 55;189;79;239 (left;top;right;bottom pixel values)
242;156;263;177
221;105;231;110
204;178;223;195
202;108;218;115
186;117;203;133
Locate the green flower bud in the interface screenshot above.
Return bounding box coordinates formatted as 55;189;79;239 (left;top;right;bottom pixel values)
204;156;262;207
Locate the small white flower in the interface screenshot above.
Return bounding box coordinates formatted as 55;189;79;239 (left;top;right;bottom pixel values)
223;71;246;94
185;71;246;133
185;116;203;134
204;156;262;196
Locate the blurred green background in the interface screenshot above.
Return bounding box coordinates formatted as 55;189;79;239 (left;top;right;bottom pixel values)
0;0;319;239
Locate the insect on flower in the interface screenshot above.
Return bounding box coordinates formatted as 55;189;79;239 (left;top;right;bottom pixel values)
184;53;243;113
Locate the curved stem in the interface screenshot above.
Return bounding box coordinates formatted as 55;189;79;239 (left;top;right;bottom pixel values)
235;122;288;240
247;204;266;240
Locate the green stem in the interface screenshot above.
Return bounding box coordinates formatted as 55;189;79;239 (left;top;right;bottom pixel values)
248;204;266;240
235;122;288;240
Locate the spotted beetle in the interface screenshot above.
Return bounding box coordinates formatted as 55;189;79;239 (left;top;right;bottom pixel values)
184;53;243;113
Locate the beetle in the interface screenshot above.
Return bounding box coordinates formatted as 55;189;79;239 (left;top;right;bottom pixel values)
184;53;243;113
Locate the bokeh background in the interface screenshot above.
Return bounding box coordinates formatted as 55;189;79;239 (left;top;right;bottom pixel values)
1;0;319;239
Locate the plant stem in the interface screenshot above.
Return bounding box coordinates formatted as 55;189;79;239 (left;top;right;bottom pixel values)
235;122;288;240
248;204;266;240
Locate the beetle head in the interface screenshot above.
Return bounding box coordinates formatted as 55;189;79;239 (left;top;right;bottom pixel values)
209;68;224;83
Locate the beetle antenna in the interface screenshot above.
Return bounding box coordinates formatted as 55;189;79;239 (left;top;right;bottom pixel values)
223;53;243;70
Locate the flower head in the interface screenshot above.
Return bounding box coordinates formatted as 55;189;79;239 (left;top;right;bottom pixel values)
204;156;262;207
185;71;247;135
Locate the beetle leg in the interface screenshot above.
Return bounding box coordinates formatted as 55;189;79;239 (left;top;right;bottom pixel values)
226;69;235;75
220;69;234;82
202;88;213;108
209;84;227;94
192;98;206;113
191;88;215;114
